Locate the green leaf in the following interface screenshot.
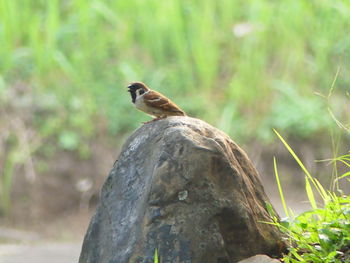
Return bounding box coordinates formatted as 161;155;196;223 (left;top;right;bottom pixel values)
305;177;317;210
273;157;289;218
154;248;159;263
58;131;80;151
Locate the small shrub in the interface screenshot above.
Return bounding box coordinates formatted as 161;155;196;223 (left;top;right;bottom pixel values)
271;131;350;263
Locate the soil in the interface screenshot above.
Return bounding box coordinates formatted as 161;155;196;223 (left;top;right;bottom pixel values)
0;210;92;263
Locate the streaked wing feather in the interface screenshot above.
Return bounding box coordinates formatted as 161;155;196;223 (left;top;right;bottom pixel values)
143;91;185;114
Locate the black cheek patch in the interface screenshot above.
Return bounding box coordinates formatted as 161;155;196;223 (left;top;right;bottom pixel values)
129;90;137;103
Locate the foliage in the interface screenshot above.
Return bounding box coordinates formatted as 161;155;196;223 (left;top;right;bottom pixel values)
271;131;350;263
280;197;350;263
1;0;349;139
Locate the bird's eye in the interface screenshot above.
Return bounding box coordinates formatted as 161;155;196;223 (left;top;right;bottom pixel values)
139;89;145;95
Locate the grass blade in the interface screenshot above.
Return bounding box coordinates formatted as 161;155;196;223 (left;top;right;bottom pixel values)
273;129;326;202
305;177;317;210
335;171;350;181
273;157;289;217
154;248;159;263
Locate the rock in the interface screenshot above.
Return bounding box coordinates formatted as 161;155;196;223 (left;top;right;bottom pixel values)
79;117;285;263
237;254;281;263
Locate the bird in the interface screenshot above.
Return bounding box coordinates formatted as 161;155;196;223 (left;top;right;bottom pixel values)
127;82;186;122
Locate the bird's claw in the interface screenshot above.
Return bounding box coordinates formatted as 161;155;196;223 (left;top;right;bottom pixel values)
142;116;166;124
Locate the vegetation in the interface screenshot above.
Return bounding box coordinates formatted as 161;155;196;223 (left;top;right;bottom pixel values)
279;195;350;263
0;1;349;216
1;0;349;138
270;131;350;263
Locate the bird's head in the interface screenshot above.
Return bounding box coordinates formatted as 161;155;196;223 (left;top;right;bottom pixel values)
127;82;149;103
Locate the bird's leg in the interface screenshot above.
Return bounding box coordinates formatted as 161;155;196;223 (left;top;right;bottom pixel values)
142;119;158;124
142;115;167;124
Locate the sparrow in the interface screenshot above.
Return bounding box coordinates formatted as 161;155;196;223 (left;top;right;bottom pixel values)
127;82;186;122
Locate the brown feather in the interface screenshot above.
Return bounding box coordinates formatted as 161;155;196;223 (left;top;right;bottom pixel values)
143;90;186;116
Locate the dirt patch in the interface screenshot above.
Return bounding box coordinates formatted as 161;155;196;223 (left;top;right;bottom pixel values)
0;243;81;263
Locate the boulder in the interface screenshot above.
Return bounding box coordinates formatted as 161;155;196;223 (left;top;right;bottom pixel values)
237;255;281;263
79;117;285;263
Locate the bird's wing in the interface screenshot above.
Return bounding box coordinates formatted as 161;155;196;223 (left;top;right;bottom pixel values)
143;90;185;115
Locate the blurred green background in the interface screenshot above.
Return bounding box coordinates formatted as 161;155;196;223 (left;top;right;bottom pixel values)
0;0;349;237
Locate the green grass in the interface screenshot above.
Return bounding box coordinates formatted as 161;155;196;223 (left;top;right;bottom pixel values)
154;248;159;263
271;131;350;263
1;0;349;138
278;196;350;263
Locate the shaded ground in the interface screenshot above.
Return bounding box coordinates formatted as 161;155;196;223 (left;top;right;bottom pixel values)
0;243;81;263
0;210;91;263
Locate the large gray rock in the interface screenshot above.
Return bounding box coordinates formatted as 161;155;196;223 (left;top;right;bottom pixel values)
79;117;285;263
237;255;281;263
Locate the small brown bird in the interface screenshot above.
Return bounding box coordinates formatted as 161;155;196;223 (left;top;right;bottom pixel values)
127;82;186;122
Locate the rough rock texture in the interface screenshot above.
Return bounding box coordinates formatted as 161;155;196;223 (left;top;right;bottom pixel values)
237;255;281;263
79;117;285;263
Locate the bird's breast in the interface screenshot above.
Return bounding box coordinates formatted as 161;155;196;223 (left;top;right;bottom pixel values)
134;97;162;116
